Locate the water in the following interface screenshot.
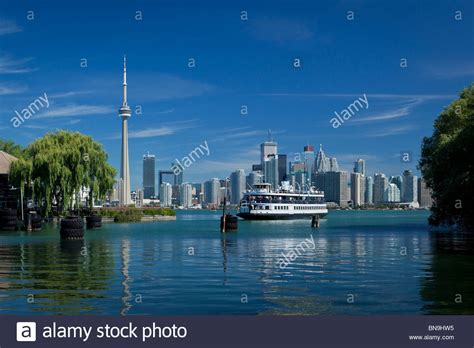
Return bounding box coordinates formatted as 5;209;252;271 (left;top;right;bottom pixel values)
0;210;473;315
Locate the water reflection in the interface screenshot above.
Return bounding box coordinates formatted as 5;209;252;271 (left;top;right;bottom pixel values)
220;233;238;284
120;239;132;315
421;231;474;314
0;212;473;315
0;234;115;314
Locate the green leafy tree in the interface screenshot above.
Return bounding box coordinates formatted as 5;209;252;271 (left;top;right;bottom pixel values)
10;130;116;216
419;84;474;229
0;139;24;158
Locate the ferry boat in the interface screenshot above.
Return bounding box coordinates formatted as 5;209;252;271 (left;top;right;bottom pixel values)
237;182;328;220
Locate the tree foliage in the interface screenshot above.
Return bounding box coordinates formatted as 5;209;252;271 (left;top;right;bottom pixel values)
419;84;474;229
10;130;116;216
0;139;24;158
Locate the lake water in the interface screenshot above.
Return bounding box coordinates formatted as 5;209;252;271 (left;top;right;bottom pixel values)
0;210;473;315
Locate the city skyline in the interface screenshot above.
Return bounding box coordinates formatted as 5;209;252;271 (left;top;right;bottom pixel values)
1;1;473;188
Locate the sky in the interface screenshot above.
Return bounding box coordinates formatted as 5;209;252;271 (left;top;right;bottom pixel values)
0;0;473;189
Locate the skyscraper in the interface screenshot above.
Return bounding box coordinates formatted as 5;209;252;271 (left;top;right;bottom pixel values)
277;154;287;184
260;130;277;182
295;171;306;191
247;171;263;188
389;175;403;192
385;183;401;202
143;152;155;199
230;169;246;204
179;183;193;208
401;170;418;203
264;154;279;189
314;171;349;207
315;144;330;173
159;182;172;207
373;173;388;204
204;178;220;207
365;176;374;204
119;56;132;206
303;145;315;175
417;177;433;208
329;157;339;172
351;172;365;206
353;159;366;175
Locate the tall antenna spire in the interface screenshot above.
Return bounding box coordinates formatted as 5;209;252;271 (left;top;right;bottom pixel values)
268;129;273;142
122;55;127;106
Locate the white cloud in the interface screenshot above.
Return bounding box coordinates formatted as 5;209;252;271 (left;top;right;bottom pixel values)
366;125;416;137
0;55;35;74
49;91;93;99
0;19;21;35
124;120;196;139
36;104;113;118
129;126;178;138
154;108;175;115
351;104;414;123
0;84;27;95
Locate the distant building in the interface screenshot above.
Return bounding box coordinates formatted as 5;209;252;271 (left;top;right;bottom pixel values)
290;161;305;174
260;130;277;181
191;183;203;203
351;172;365;206
401;170;418;203
143;152;155;199
219;187;226;206
329;157;339;172
315;171;349;207
246;171;263;189
135;188;144;207
385;183;400;202
230;169;246;204
389;175;403;191
353;159;366;175
264;154;279;189
180;183;193;208
295;171;306;191
365;176;374;205
159;182;172;207
417;177;433;208
303;145;315;175
315;144;330;173
373;173;388;204
252;164;262;172
204;178;220;207
278;154;287;184
159;168;182;194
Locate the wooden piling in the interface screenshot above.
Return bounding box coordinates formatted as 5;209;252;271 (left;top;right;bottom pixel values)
311;215;320;228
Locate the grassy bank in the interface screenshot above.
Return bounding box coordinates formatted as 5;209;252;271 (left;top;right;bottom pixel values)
98;207;176;223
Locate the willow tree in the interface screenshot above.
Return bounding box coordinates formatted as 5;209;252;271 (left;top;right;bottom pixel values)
419;84;474;229
0;139;24;158
10;130;116;216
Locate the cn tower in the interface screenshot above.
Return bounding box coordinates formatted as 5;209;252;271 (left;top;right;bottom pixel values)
119;55;132;206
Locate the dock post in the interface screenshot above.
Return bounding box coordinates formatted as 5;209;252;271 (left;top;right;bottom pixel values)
26;212;32;232
311;215;320;228
221;196;226;233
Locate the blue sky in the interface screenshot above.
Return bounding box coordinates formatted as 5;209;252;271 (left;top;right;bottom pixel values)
1;0;473;188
